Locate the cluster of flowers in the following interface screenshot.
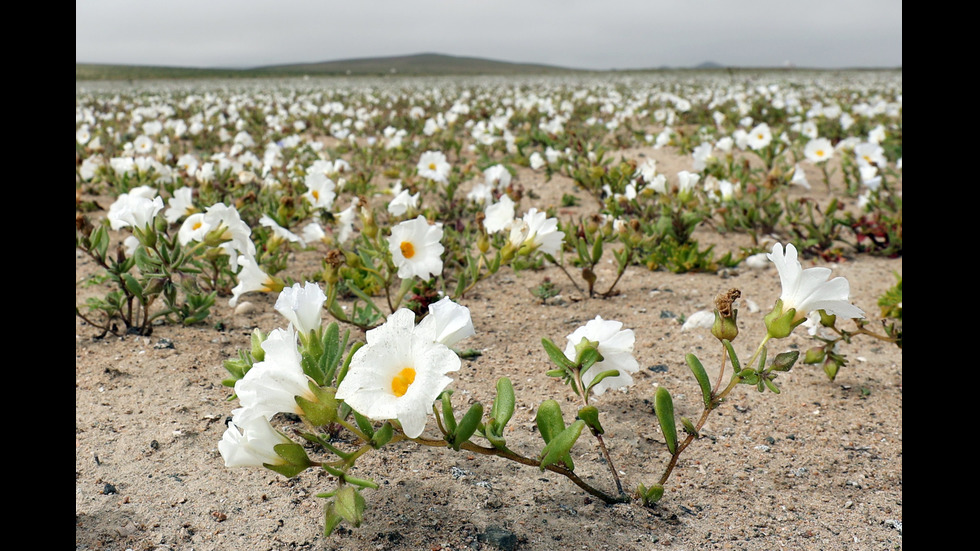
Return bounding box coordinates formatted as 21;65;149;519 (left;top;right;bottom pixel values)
218;239;866;530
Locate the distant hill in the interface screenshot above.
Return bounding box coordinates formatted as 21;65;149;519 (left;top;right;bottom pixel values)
76;53;585;81
256;53;582;76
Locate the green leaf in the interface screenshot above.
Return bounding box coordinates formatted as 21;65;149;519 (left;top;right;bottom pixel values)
540;420;585;470
685;353;713;408
541;338;575;370
655;386;678;455
722;340;740;372
440;391;457;435
490;377;515;430
451;402;484;451
122;273;143;299
585;370;620;397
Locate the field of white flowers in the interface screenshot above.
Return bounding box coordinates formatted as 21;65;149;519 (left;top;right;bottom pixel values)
76;70;902;551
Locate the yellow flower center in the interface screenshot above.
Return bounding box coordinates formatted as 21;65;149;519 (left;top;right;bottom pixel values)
391;367;416;397
400;241;415;258
428;163;437;170
192;221;203;230
815;149;824;157
312;190;320;200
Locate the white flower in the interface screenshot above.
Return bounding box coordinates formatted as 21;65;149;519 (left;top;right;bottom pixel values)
746;123;772;151
563;316;639;396
416;297;475;348
510;208;564;256
335;309;462;438
790;164;811;189
388;215;444;280
854;142;886;168
417;150;451;184
274;282;326;335
804;138;833;164
467;183;493;204
767;242;865;325
335;198;360;244
260;215;304;247
106;190;164;231
483;195;515;233
676;170;700;196
483;164;512;189
203;203;256;269
692;143;714;171
178;212;211;245
219;416;294;468
233;326;315;423
164;187;196;224
529;152;546;170
229;255;279;307
388;188;419;216
303;172;337;210
301;221;327;244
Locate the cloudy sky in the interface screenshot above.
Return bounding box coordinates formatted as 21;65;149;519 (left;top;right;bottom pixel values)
76;0;902;70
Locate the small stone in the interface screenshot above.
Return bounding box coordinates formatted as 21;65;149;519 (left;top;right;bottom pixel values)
234;301;258;315
744;253;770;269
153;338;175;350
478;525;517;551
103;483;117;495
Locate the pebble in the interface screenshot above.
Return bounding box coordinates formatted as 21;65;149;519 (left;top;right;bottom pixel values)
234;301;258;315
744;253;770;269
478;525;517;551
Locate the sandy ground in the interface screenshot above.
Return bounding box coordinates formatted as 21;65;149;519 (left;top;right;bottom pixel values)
76;152;902;551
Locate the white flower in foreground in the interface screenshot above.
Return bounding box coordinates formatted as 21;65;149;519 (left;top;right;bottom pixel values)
765;243;864;336
178;212;211;245
106;190;164;231
229;255;281;307
219;416;294;468
204;203;256;270
483;195;515;234
233;326;316;423
388;215;444;280
509;208;564;256
563;316;639;396
335;309;462;438
804;138;834;164
416;297;475;348
417;150;451;184
275;282;326;335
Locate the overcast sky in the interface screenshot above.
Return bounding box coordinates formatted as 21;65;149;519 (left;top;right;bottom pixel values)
76;0;902;71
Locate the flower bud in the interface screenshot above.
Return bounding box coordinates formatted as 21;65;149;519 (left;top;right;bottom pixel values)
803;347;825;365
250;328;267;361
770;350;799;372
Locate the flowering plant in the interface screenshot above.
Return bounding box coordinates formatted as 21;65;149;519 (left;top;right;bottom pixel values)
219;244;885;536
